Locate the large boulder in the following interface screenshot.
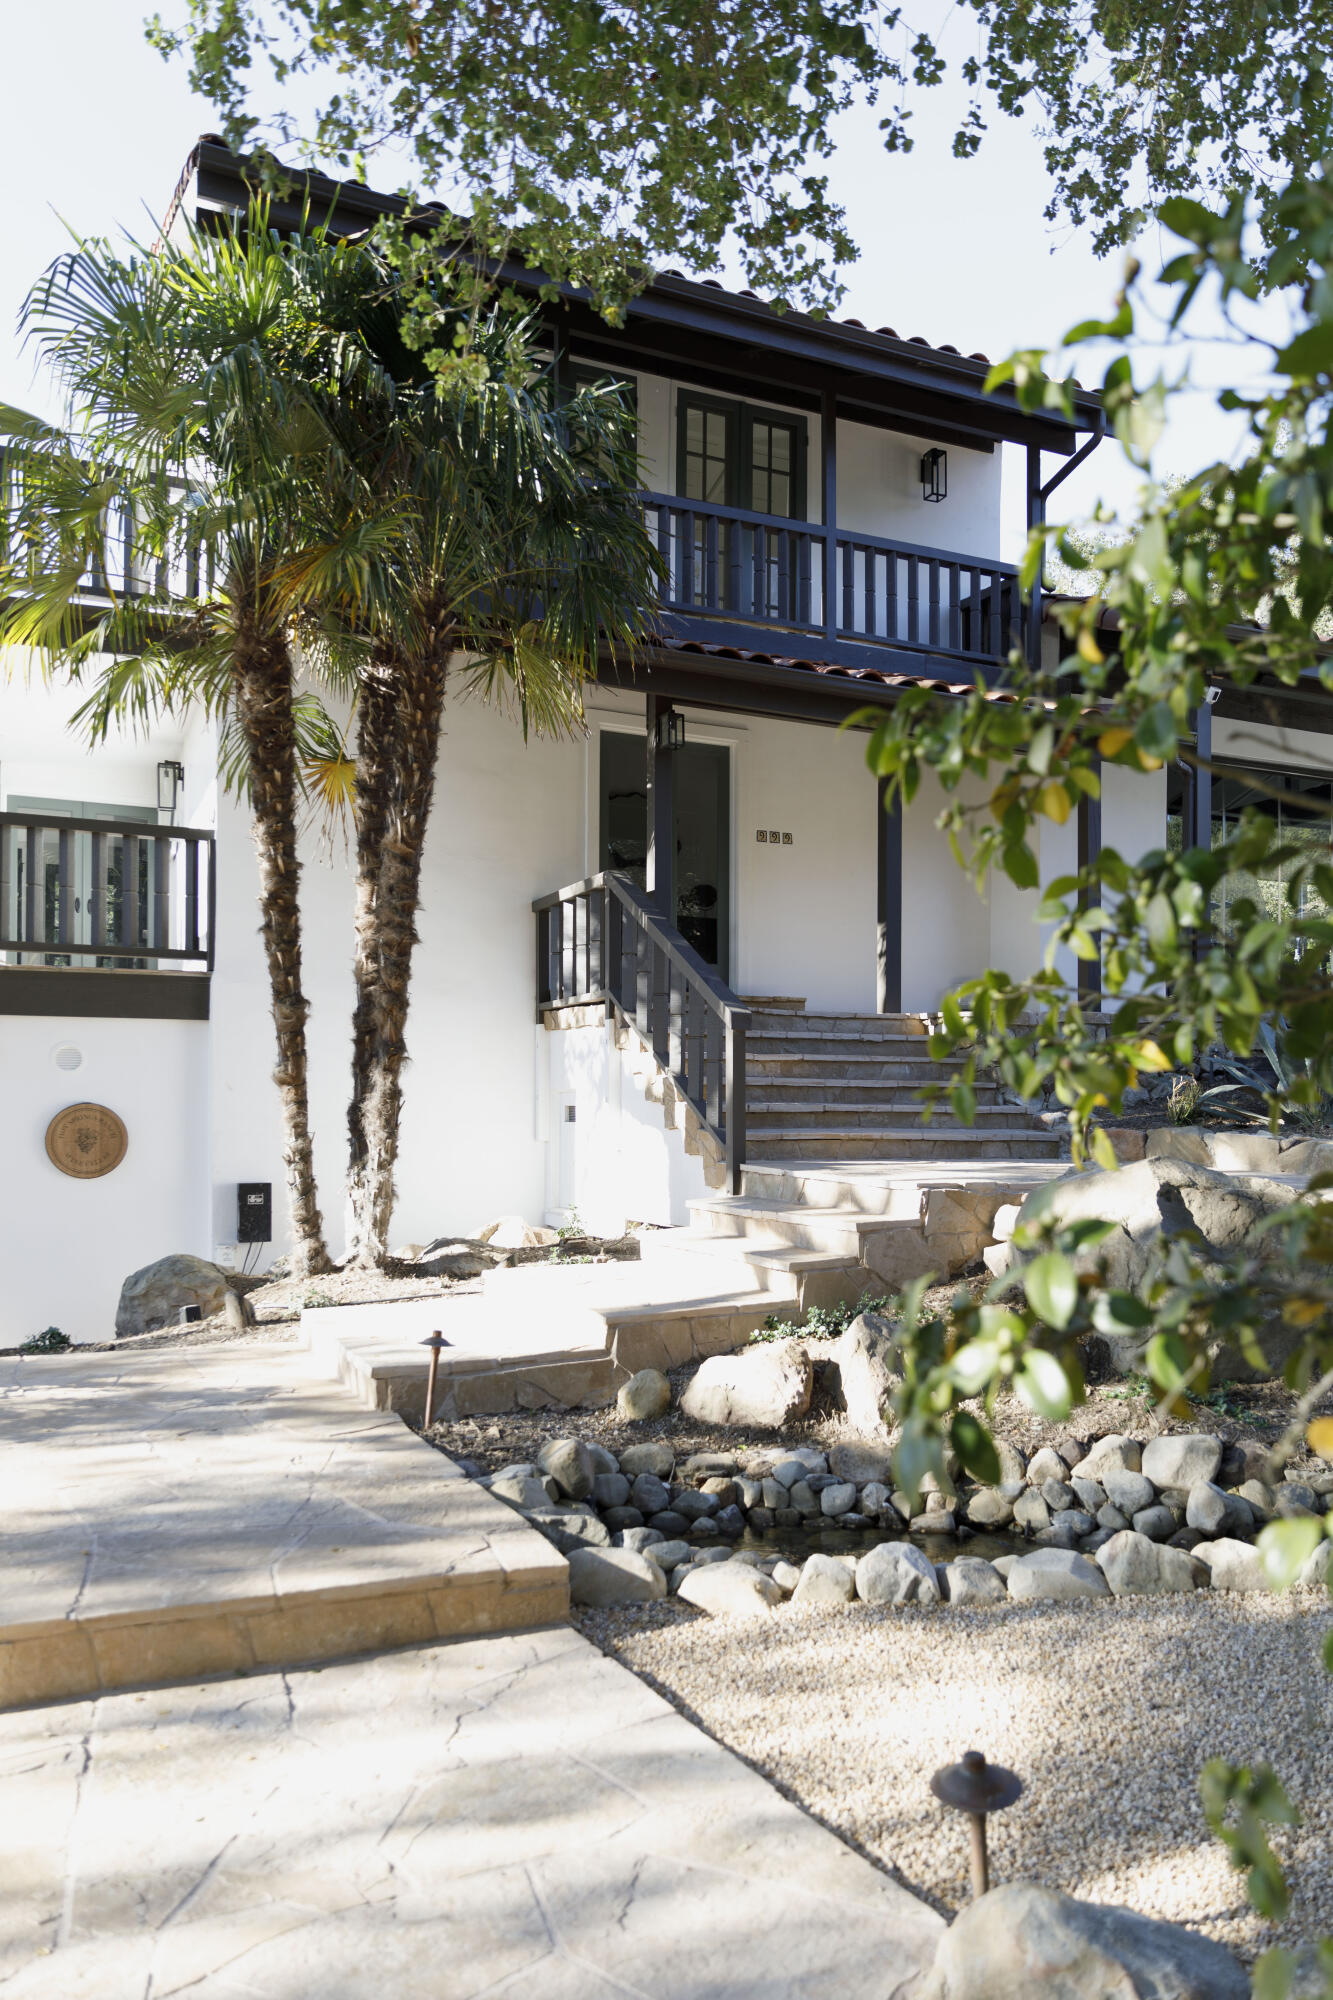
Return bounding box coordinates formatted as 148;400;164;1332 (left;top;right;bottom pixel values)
1095;1531;1202;1597
567;1547;667;1606
920;1882;1248;2000
829;1311;901;1435
792;1554;857;1607
940;1558;1008;1606
115;1253;232;1338
1017;1160;1298;1369
679;1339;812;1429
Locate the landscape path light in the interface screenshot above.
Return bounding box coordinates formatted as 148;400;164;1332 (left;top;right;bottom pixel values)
930;1749;1023;1900
421;1331;450;1429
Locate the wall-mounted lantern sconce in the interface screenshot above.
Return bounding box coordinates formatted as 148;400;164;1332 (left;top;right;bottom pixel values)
920;448;948;504
654;708;686;752
157;759;185;819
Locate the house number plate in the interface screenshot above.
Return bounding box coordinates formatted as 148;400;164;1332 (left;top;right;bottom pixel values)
45;1103;129;1179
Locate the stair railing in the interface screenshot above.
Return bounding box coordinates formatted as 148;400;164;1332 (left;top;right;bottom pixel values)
533;869;749;1194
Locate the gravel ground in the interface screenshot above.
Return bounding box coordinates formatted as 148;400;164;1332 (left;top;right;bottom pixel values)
576;1586;1333;1965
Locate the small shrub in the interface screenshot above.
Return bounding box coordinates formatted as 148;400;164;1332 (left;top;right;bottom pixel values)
1167;1074;1203;1124
751;1293;891;1345
20;1326;71;1354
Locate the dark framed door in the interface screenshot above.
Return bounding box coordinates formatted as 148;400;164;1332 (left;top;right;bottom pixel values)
676;392;807;618
599;730;731;979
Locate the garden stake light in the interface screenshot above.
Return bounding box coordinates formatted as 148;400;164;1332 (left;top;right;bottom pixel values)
930;1750;1023;1900
421;1331;449;1428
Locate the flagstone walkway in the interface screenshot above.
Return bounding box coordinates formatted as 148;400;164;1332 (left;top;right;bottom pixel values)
1;1625;943;1998
0;1344;565;1710
0;1339;944;1997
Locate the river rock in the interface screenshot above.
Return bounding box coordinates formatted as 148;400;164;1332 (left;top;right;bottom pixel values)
592;1472;631;1509
829;1440;896;1485
919;1882;1249;2000
1072;1477;1107;1512
940;1558;1008;1606
630;1472;672;1515
115;1253;233;1339
1095;1530;1202;1596
1078;1433;1142;1481
1013;1489;1051;1533
821;1481;858;1517
1131;1505;1177;1542
677;1561;783;1618
1103;1470;1156;1517
1185;1482;1230;1536
966;1489;1015;1529
617;1526;665;1554
538;1438;596;1501
1027;1447;1068;1486
855;1540;941;1605
1141;1433;1223;1492
1007;1549;1110;1602
619;1442;675;1479
490;1473;555;1512
1194;1538;1268;1591
616;1367;671;1420
792;1554;858;1606
528;1509;610;1553
567;1547;667;1606
679;1339;813;1429
830;1310;901;1434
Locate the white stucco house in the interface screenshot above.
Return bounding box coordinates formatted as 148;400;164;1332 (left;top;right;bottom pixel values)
3;140;1328;1345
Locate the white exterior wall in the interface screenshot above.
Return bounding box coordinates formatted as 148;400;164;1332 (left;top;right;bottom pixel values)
1214;717;1333;774
544;1019;709;1235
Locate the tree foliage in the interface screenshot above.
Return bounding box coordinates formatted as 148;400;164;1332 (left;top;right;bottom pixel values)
860;174;1333;1985
151;0;1333;318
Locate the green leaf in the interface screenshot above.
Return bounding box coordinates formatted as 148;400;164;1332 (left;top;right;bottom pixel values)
951;1338;1001;1397
1024;1251;1078;1329
1134;702;1178;764
1277;323;1333;378
951;1409;1002;1485
1016;1349;1073;1421
1258;1516;1323;1590
1091;1290;1153;1332
1090;1127;1120;1170
1251;1949;1297;2000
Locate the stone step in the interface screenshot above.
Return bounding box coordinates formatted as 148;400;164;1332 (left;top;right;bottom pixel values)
747;1077;1011;1104
748;1031;966;1061
745;1127;1067;1161
736;1160;1067;1216
747;1101;1029;1130
686;1195;890;1257
747;1054;973;1082
637;1226;866;1313
747;1010;930;1036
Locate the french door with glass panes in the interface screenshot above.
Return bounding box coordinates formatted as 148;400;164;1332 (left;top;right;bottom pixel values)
676;394;806;620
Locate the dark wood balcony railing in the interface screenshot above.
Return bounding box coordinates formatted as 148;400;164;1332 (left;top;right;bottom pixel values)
0;812;215;971
533;869;749;1195
643;492;1025;664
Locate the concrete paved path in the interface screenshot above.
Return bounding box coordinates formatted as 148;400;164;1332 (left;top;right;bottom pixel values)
0;1346;565;1710
0;1626;944;1999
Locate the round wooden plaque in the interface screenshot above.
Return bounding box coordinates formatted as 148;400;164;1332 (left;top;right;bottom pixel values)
45;1103;128;1179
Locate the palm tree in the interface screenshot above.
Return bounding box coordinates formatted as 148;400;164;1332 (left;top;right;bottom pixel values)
321;293;662;1266
0;213;396;1277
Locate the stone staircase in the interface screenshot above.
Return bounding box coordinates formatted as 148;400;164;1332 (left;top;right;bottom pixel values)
743;1003;1065;1163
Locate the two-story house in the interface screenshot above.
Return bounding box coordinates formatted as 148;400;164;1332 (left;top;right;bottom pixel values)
3;138;1327;1344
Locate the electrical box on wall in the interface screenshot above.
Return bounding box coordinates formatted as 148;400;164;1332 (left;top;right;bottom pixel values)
237;1182;272;1243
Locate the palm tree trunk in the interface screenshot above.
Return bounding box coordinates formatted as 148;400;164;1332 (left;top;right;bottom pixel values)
345;649;400;1250
344;640;448;1267
233;614;334;1278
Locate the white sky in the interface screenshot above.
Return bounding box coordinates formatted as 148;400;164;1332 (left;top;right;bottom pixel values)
1;0;1289;553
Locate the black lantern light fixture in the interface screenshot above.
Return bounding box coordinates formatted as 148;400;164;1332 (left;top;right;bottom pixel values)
654;707;685;751
156;759;185;820
920;447;947;503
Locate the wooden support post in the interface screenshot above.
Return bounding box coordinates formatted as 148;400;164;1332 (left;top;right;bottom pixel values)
1025;444;1045;668
876;776;903;1014
645;693;676;922
822;385;838;646
1077;761;1103;1003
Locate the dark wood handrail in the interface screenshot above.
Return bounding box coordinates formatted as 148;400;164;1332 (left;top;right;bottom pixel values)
533;869;749;1194
642;490;1020;576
